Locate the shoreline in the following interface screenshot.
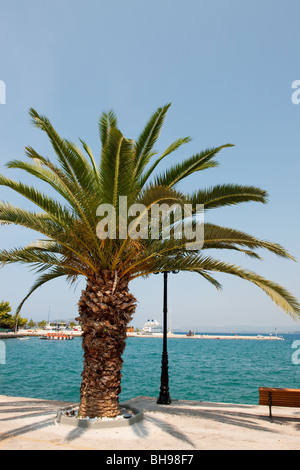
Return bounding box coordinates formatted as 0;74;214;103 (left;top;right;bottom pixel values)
0;330;284;340
127;332;284;340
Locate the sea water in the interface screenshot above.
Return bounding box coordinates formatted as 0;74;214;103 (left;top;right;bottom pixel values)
0;334;299;405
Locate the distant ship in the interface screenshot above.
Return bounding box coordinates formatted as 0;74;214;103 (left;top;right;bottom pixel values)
142;319;162;334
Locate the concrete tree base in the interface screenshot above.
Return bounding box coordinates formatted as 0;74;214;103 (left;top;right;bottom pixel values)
56;405;143;429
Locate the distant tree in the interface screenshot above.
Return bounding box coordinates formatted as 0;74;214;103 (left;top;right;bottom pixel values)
27;319;36;329
0;301;27;330
0;301;14;329
0;300;11;315
38;320;47;328
16;316;27;329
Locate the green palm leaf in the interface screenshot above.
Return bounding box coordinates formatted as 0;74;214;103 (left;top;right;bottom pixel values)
202;223;295;259
140;136;192;188
14;266;79;318
133;252;300;319
99;109;118;148
186;184;268;210
154;144;233;188
99;127;136;207
134;103;171;178
0;174;74;226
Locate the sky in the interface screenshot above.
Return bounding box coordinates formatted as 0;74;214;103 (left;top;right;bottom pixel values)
0;0;300;332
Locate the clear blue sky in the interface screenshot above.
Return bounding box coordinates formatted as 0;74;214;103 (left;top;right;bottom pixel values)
0;0;299;332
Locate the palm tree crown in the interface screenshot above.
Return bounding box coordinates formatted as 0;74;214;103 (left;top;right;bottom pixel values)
0;103;299;318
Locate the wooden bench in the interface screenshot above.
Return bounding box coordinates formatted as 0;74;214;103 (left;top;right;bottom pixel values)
259;387;300;418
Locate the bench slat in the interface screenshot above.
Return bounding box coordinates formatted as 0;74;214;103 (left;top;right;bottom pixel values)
260;400;300;406
259;387;300;415
259;387;300;394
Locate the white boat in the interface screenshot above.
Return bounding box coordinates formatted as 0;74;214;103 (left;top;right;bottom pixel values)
45;322;68;330
142;319;162;334
40;332;74;341
73;325;82;332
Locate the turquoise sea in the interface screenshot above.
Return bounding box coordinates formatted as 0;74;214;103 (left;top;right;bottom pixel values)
0;334;299;405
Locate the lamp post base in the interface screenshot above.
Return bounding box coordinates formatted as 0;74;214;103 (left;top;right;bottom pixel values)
157;352;172;405
157;391;172;405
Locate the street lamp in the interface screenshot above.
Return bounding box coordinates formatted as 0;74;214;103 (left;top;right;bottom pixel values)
155;270;179;405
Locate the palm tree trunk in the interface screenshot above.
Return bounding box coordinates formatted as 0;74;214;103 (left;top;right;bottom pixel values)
77;271;136;418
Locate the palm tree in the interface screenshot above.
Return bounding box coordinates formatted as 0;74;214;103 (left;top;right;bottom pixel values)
0;104;299;418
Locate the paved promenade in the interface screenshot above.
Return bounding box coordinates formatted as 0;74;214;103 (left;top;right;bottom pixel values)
0;395;299;450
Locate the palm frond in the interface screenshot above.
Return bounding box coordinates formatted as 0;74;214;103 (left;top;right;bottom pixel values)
79;139;99;178
203;223;295;260
134;103;171;178
29;108;80;184
154;144;233;188
14;266;78;323
138;184;185;207
0;245;87;275
99;127;136;207
22;145;102;256
0;202;99;273
0;201;60;235
29;109;100;202
63;139;100;192
0;174;74;227
140;136;191;187
186;184;268;210
99;109;118;148
202;242;262;259
195;270;223;290
132;253;300;319
6;157;78;212
24;147;98;220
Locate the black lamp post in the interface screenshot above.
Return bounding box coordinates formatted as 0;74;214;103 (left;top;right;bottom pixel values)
156;270;179;405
